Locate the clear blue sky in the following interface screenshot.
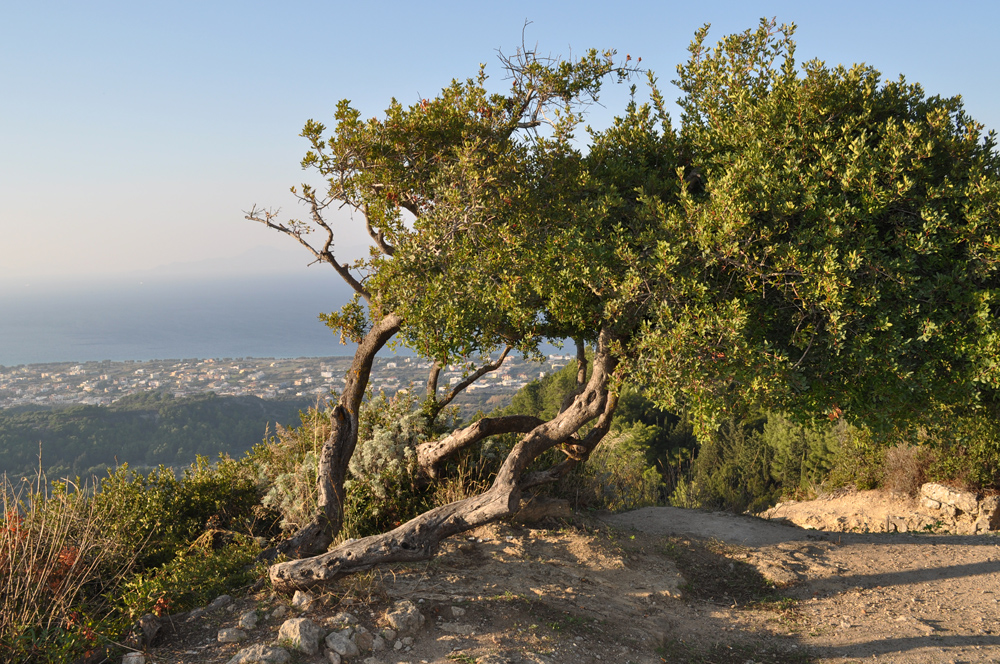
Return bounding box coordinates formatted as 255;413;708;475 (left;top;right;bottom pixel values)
2;0;997;283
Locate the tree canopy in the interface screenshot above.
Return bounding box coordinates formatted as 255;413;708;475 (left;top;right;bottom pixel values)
248;19;1000;589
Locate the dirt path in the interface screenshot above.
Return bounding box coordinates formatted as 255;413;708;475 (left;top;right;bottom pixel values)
604;506;1000;663
145;499;1000;664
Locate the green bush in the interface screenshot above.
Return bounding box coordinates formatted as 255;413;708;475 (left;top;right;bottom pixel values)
563;422;664;511
119;534;263;620
344;390;430;537
94;455;269;570
670;415;779;513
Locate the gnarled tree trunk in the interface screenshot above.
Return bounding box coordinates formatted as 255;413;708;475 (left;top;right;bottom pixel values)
272;313;402;560
269;329;620;590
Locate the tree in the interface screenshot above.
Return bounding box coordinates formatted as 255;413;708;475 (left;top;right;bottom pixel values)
247;19;1000;591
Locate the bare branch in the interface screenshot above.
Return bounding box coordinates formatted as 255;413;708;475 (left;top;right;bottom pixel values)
245;203;371;303
416;414;545;477
426;362;442;401
559;339;588;414
363;204;396;257
436;346;513;411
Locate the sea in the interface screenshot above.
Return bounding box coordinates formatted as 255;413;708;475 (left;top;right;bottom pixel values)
0;273;362;366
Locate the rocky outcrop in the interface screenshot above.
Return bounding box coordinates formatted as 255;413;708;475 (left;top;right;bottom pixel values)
914;483;1000;534
762;485;1000;535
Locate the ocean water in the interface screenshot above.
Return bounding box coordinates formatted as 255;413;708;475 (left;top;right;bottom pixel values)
0;274;359;366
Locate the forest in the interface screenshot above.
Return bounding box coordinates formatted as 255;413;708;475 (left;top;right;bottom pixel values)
0;392;316;480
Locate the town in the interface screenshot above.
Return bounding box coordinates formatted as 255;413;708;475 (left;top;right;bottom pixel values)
0;352;577;414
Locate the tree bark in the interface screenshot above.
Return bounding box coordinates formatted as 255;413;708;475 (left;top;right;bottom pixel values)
415;414;544;478
272;313;402;560
269;329;618;590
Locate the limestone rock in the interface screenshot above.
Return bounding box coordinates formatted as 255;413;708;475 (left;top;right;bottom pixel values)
325;630;360;658
291;590;315;611
226;644;292;664
326;651;342;664
218;627;247;643
384;599;425;635
278;617;324;655
238;610;259;630
207;595;233;612
122;654;146;664
327;611;359;627
977;495;1000;532
921;483;978;515
440;622;475;635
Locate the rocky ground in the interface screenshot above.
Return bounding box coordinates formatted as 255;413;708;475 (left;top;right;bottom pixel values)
132;491;1000;664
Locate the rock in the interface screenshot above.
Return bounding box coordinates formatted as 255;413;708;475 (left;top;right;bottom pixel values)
186;608;206;622
226;644;292;664
353;627;374;652
977;495;1000;532
440;622;475;635
362;658;383;664
919;496;942;512
385;599;425;635
239;610;259;630
394;640;403;651
207;595;233;612
122;654;146;664
380;628;397;642
326;652;342;664
127;613;161;648
324;630;361;658
218;628;247;643
921;483;978;514
291;590;315;611
328;611;359;627
270;605;287;619
401;636;414;646
450;605;466;618
372;635;386;651
277;617;324;655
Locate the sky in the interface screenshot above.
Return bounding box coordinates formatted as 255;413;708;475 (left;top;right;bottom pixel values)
2;0;997;287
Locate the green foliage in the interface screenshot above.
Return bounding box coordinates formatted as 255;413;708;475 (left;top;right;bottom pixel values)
119;534;262;619
344;390;430;537
762;412;848;493
919;410;1000;490
93;455;268;570
565;423;664;511
254;391;435;540
671;415;780;513
506;360;588;421
636;19;1000;434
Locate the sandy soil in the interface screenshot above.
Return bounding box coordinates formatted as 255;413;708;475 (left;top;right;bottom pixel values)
143;494;1000;664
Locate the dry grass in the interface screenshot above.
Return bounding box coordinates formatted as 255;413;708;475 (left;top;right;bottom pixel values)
883;444;931;496
0;472;136;658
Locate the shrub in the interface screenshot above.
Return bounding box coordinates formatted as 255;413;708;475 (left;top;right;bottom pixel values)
669;415;779;513
93;455;268;570
118;534;262;620
883;444;932;496
562;422;664;511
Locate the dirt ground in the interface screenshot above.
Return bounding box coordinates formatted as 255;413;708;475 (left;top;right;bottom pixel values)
144;493;1000;664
